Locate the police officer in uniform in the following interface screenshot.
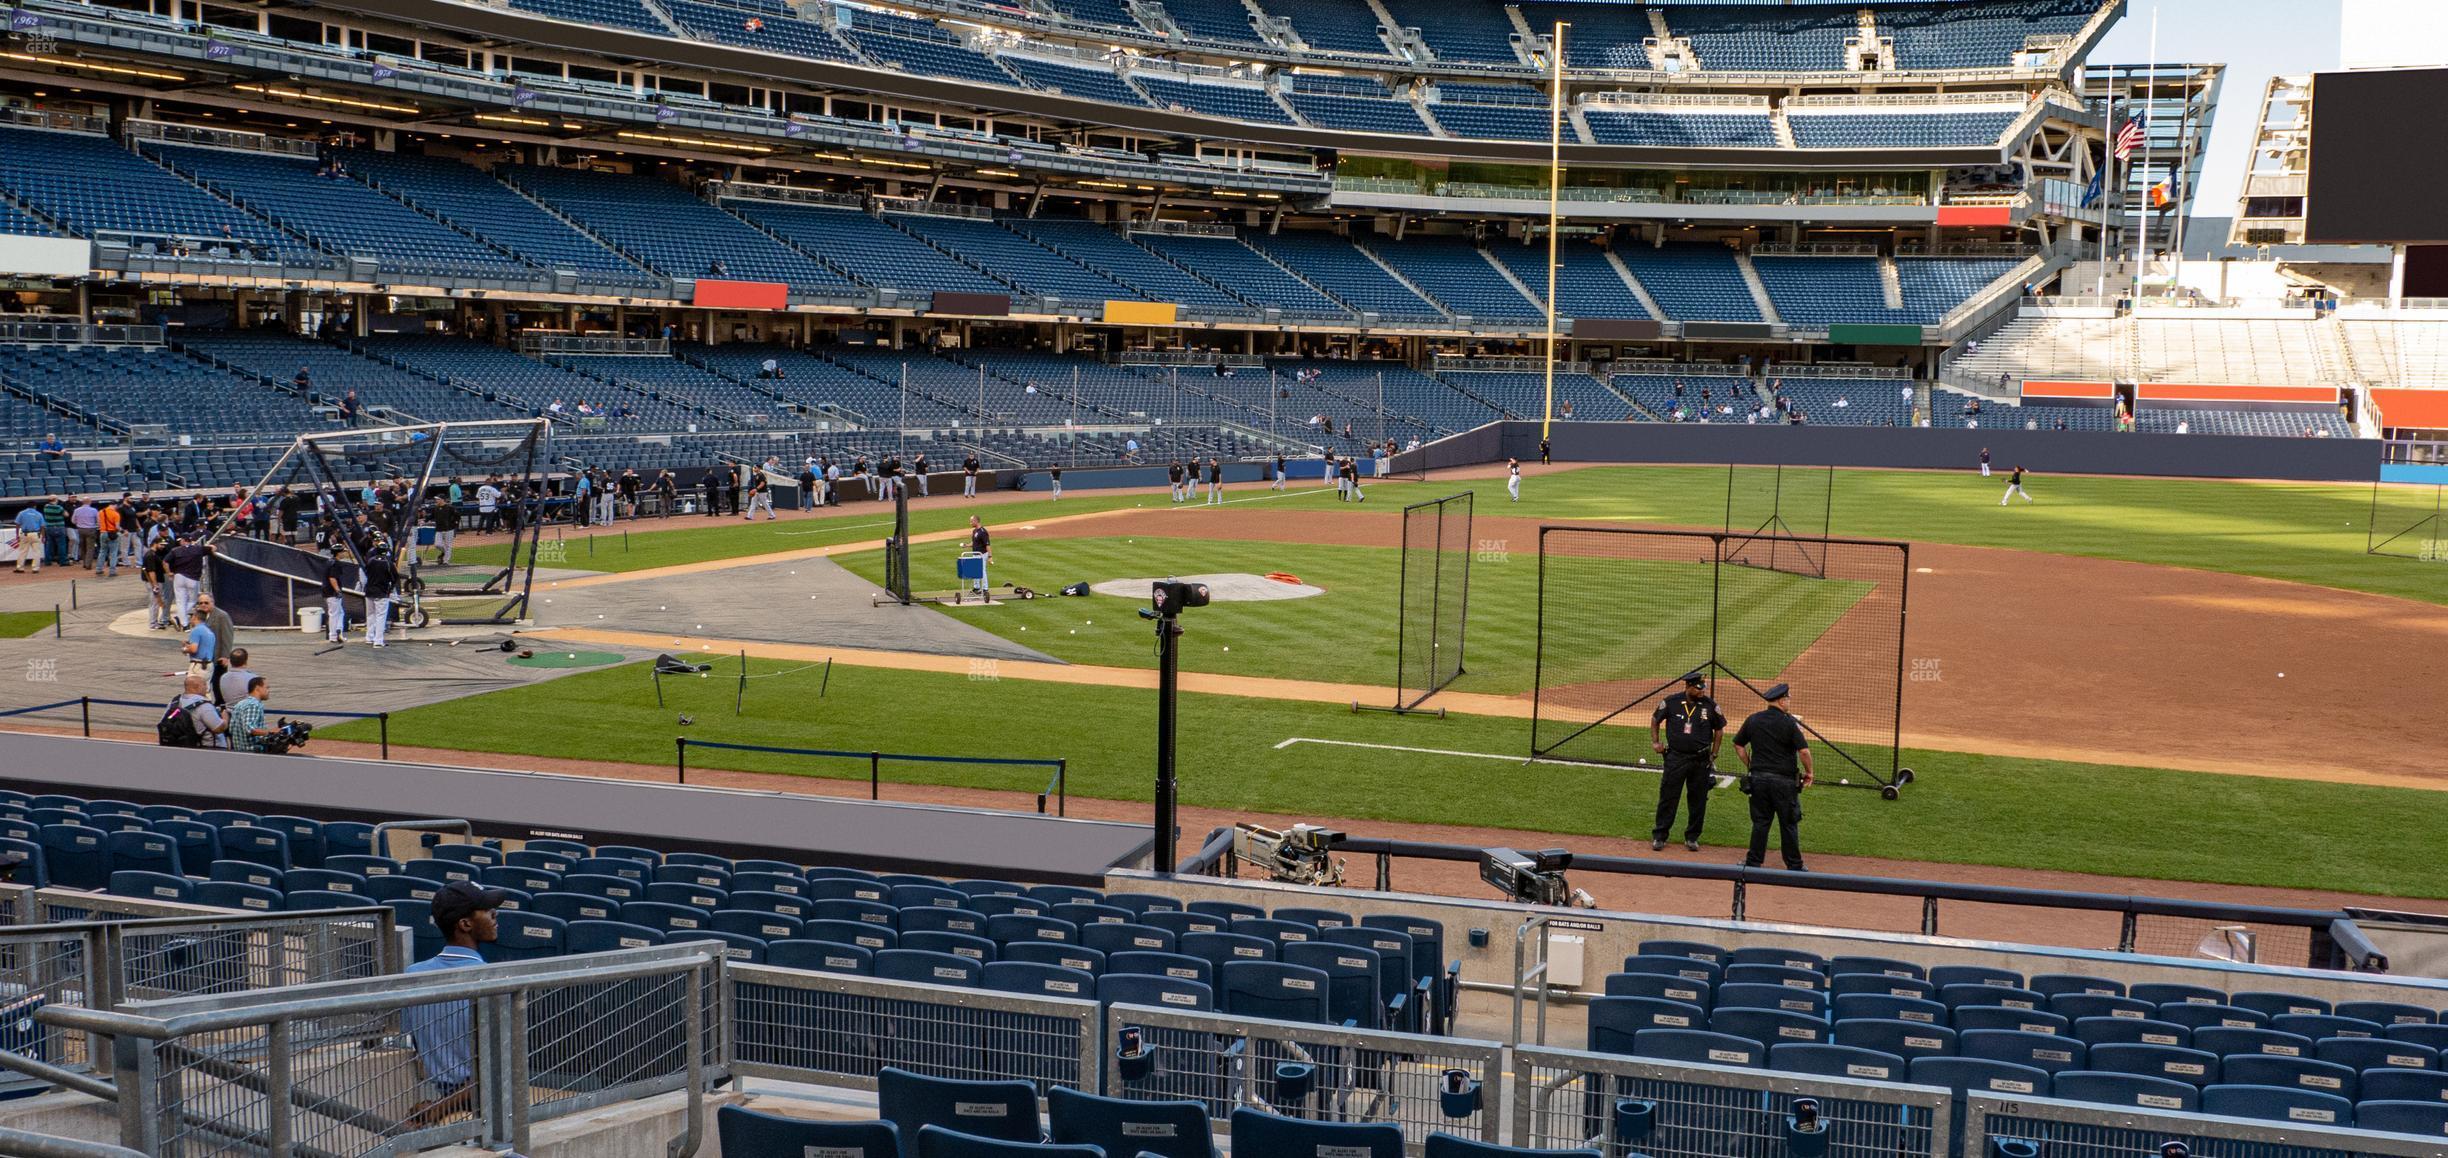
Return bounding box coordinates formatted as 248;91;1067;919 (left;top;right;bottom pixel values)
1732;683;1813;871
1648;672;1725;851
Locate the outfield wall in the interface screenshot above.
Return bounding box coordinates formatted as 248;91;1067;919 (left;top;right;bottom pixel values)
1403;422;2384;482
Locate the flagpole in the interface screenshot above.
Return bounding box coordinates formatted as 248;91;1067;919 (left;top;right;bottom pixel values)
2170;78;2192;291
2131;7;2158;306
1540;20;1567;446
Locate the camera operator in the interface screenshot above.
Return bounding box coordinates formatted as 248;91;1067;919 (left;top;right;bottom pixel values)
1649;671;1725;852
1733;683;1812;872
227;675;278;754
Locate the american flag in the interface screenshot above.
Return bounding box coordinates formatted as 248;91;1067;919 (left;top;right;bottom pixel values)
2113;116;2145;160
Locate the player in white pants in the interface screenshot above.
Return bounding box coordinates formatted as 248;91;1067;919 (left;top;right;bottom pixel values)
1507;457;1521;502
1999;465;2033;505
1978;447;1992;477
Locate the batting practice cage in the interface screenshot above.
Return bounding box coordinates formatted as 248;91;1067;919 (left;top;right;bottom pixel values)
1722;463;1835;578
1368;492;1474;713
1530;526;1915;797
2367;479;2445;560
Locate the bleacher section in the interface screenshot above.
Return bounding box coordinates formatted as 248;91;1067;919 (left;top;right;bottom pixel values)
0;201;56;236
838;26;1017;87
1878;0;2100;70
997;219;1246;312
341;151;659;290
1384;0;1519;64
1618;245;1764;322
1133;75;1296;124
144;145;535;281
0;343;318;441
880;214;1135;304
180;332;528;426
0;127;307;264
1580;107;1780;147
1435;369;1634;421
1000;55;1151;107
1132;232;1351;319
1277;0;1394;56
1664;2;1859;71
1284;90;1435;135
1768;375;1915;425
508;0;669;37
1613;372;1755;419
1484;240;1650;321
1362;236;1540;324
687;346;974;427
1785;109;2021;148
1149;0;1270;47
1895;256;2023;323
1246;233;1444;322
661;0;863;63
725;200;1013;300
1515;1;1658;70
506;166;860;296
1427;97;1555;140
1751;256;1895;327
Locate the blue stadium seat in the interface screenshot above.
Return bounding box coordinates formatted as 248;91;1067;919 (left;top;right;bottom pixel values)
593;844;662;866
328;855;402;879
726;891;814;921
899;907;990;938
1082;922;1176;957
713;910;805;943
1832;973;1935;1000
2052;992;2157;1021
653;865;732;894
2191;1026;2313;1059
2329;1037;2443;1072
619;901;714;937
815;899;900;928
769;939;874;975
322;822;377;860
692;929;769;964
879;1068;1040;1157
717;1106;898;1158
108;870;194;904
254;817;327;868
1101;892;1181;917
2029;974;2124;998
1096;973;1212;1010
1182;932;1276;974
973;896;1050;920
282;868;365;896
487;911;567;961
483;866;562;895
1228;917;1322;952
981;961;1096;1001
1929;965;2022;990
875;950;983;988
1027;885;1104;906
1832;993;1944;1024
1605;972;1715;1009
732;871;808;898
365;876;439;904
806;866;884;883
1230;1110;1400;1158
1939;984;2045;1013
2131;982;2223;1007
505;850;578;875
805;919;898;954
999;942;1103;975
1950;1006;2069;1036
1282;941;1394;1029
1143;911;1225;938
2233;991;2330;1019
1769;1042;1908;1083
566;920;666;955
1;838;54;890
987;914;1079;947
1715;983;1827;1018
575;856;651;883
106;830;181;878
522;839;591;861
25;809;83;829
1047;902;1134;930
2089;1043;2222;1089
1723;964;1823;991
1219;961;1331;1023
902;931;997;962
1710;1007;1826;1049
1833;1018;1956;1061
1961;1029;2087;1074
2277;1013;2384;1041
531;893;618;925
1618;954;1723;986
2385;1023;2448;1051
2338;1001;2437;1027
1829;956;1924;981
2202;1083;2352;1126
2356;1099;2448;1137
1728;946;1826;973
1630;1028;1761;1067
2156;1003;2266;1031
893;883;972;910
2051;1070;2198;1110
1108;952;1212;989
210;860;283;891
1589;997;1709;1053
1045;1087;1212;1158
38;824;110;890
2225;1054;2361;1101
913;1126;1093;1158
1910;1057;2049;1098
2359;1067;2448;1102
196;880;282;914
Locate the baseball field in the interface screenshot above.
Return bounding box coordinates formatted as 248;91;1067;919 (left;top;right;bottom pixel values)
328;462;2448;901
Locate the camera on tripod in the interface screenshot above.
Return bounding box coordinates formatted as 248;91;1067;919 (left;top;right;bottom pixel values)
1145;580;1210;618
1233;822;1346;888
1481;846;1595;908
260;718;314;756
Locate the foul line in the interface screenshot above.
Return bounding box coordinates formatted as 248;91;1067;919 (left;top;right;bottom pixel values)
776;519;898;537
1272;736;1639;772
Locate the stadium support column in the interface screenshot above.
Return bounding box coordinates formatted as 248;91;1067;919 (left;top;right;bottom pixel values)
1149;605;1183;870
1540;20;1568;444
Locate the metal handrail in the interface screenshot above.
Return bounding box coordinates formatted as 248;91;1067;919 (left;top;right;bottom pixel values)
0;1128;146;1158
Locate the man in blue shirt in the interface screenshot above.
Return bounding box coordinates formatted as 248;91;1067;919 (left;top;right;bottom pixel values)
10;505;43;574
400;881;504;1126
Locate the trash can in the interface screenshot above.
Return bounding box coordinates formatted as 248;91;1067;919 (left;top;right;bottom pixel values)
299;607;324;635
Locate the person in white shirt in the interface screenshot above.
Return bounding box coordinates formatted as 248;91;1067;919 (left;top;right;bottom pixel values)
1506;457;1521;503
475;481;502;532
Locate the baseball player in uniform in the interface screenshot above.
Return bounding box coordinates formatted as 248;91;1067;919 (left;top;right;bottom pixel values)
1649;672;1725;851
1167;460;1185;504
1733;683;1812;871
2000;465;2033;505
1978;447;1991;477
1048;464;1062;501
1205;457;1222;505
962;454;980;498
966;516;991;595
913;452;930;497
1271;454;1286;492
1507;458;1521;503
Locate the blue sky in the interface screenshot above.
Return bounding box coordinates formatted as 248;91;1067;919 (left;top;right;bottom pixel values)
2091;0;2342;210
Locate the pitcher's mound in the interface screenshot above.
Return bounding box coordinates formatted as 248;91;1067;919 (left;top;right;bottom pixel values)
1090;573;1324;601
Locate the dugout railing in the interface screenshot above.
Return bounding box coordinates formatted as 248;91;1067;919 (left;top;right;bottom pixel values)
1318;837;2377;972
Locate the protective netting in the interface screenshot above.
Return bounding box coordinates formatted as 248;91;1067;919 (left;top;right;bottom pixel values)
1532;527;1908;790
1395;492;1473;709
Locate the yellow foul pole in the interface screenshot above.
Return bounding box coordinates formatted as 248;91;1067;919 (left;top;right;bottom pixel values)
1541;21;1567;443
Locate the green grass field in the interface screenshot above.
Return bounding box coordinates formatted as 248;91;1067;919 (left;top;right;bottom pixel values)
464;466;2443;604
321;656;2448;899
833;535;1871;694
0;611;53;639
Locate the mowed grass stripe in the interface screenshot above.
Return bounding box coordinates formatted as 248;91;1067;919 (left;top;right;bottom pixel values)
320;657;2448;900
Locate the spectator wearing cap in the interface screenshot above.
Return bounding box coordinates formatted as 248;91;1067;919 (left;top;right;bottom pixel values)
1648;671;1726;853
400;880;505;1125
1732;683;1813;872
10;504;42;574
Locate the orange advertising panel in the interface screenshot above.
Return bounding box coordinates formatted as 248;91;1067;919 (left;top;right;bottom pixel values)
2019;379;2115;400
2137;383;2338;404
1934;205;2014;227
2373;388;2448;429
692;279;789;310
1103;301;1179;326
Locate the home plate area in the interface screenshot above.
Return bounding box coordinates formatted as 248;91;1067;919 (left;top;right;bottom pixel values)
1088;572;1324;601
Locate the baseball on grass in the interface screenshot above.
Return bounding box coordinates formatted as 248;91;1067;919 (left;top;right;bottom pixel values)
1840;779;1849;785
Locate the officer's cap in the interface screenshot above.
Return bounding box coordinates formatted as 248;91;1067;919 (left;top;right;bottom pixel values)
1764;683;1791;701
1682;671;1706;686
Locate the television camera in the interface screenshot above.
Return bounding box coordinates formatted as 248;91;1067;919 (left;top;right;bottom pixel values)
1232;822;1347;888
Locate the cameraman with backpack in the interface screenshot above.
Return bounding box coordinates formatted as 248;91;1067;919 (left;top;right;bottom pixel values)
159;672;228;750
